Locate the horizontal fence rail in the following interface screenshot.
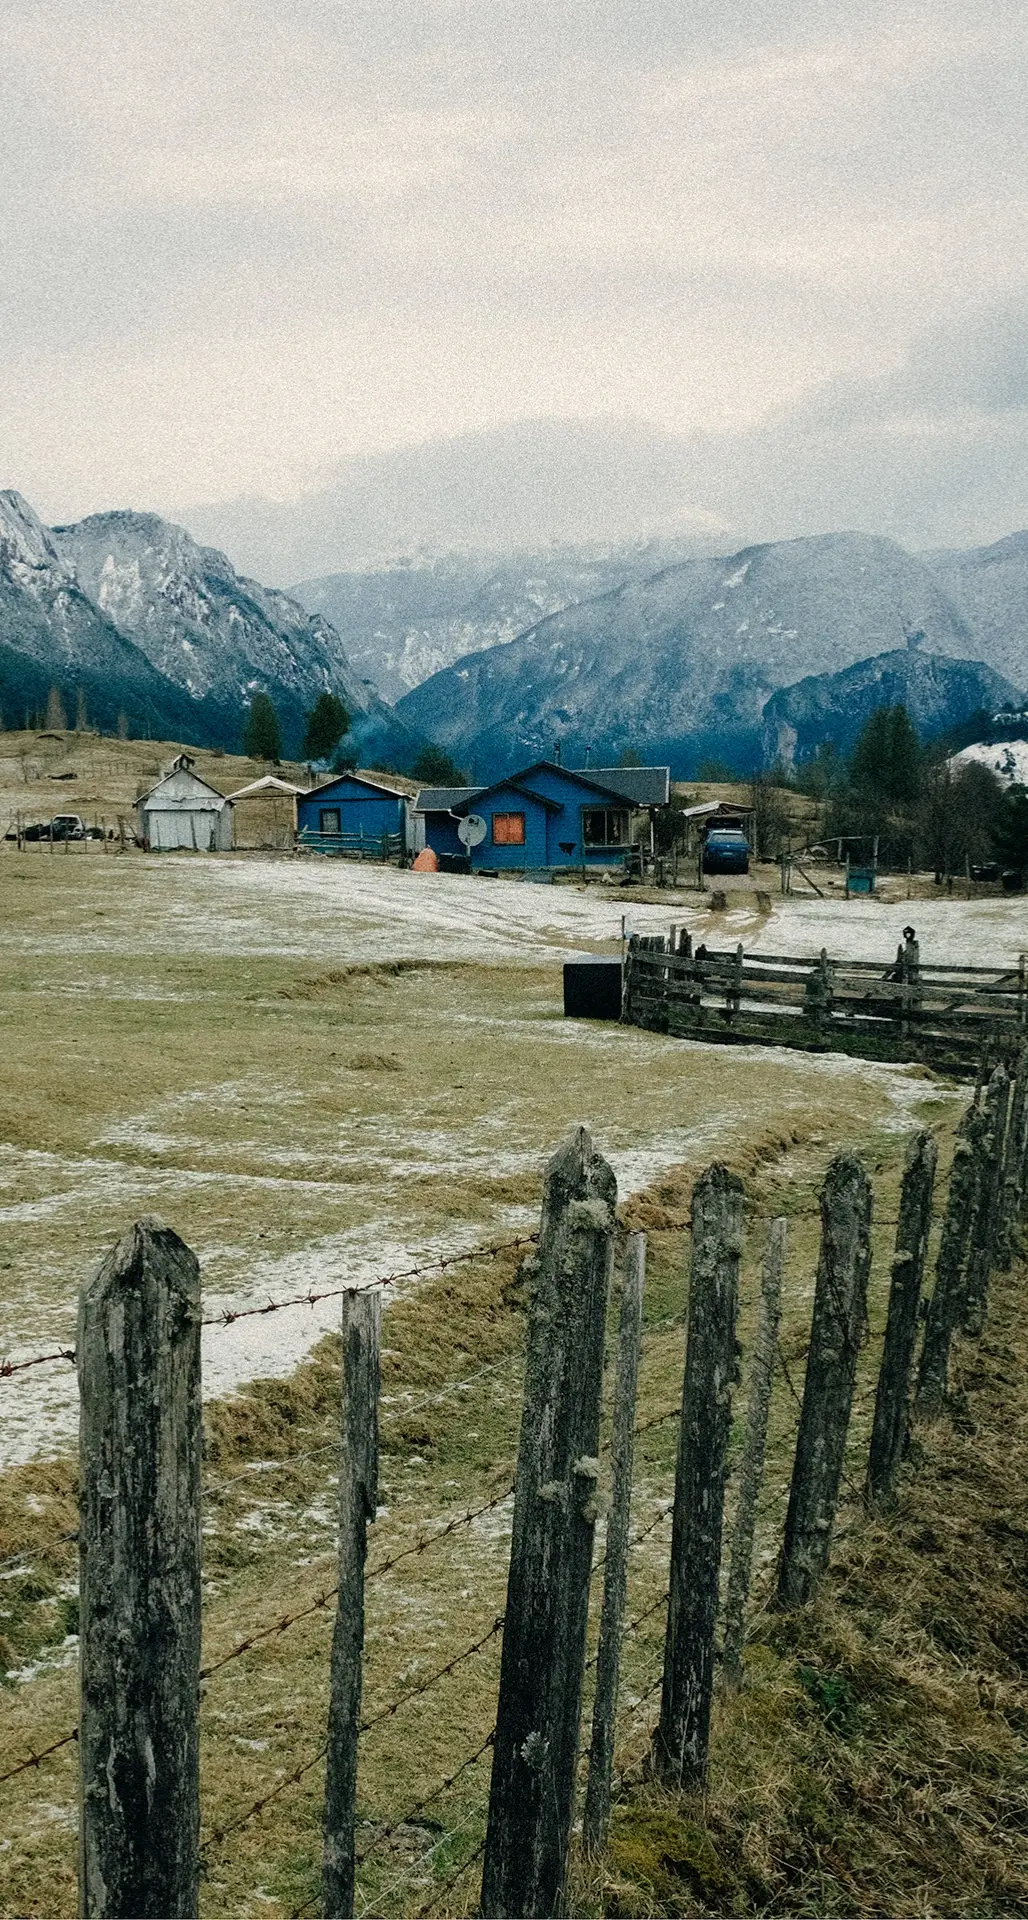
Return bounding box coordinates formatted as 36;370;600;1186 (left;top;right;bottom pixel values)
623;932;1028;1075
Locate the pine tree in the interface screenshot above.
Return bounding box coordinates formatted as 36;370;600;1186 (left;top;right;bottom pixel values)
411;743;468;786
992;783;1028;875
75;688;88;732
850;704;921;806
243;692;282;763
45;686;68;730
302;692;350;762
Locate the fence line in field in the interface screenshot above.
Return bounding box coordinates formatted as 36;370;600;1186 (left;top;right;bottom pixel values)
622;929;1028;1076
5;1055;1025;1917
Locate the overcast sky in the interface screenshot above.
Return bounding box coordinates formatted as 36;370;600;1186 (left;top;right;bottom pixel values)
3;0;1027;549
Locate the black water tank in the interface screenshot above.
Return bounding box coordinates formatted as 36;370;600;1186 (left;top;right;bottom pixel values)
563;961;623;1020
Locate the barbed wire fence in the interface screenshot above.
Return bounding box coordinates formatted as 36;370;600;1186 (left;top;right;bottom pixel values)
4;1070;1019;1916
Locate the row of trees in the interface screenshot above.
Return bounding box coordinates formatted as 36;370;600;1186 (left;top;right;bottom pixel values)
750;703;1028;878
244;689;467;787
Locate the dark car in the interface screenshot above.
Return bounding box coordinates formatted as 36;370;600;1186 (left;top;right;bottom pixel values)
702;828;750;875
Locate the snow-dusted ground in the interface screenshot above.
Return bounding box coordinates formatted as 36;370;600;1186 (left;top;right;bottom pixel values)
3;852;1009;1469
5;852;1026;969
0;1035;947;1471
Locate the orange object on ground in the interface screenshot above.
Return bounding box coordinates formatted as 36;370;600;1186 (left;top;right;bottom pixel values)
412;847;439;871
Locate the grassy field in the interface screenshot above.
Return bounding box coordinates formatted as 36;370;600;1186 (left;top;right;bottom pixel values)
1;834;1026;1916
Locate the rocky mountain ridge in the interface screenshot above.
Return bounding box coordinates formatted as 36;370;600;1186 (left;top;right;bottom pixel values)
761;647;1019;766
395;531;1004;778
291;539;707;703
0;492;411;760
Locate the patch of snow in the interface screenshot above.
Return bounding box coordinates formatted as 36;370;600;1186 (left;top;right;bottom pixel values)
950;738;1028;786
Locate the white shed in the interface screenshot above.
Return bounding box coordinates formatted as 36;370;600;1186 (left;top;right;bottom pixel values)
137;754;234;852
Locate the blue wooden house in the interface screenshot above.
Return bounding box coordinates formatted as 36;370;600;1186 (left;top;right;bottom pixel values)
297;771;411;859
414;762;669;873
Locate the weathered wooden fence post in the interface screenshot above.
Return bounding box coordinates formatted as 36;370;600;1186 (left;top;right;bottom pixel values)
866;1131;937;1503
722;1216;787;1685
997;1046;1028;1267
582;1232;645;1855
652;1163;743;1788
916;1102;986;1415
962;1064;1010;1337
776;1155;872;1610
481;1128;616;1919
78;1219;202;1920
323;1288;381;1919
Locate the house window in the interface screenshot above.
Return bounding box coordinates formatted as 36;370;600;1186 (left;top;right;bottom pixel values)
320;809;341;834
492;811;526;846
582;807;628;847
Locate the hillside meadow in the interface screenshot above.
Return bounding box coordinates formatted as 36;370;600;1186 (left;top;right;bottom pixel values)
1;830;1026;1915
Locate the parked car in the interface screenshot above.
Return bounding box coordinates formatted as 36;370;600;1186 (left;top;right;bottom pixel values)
4;814;103;842
702;828;751;875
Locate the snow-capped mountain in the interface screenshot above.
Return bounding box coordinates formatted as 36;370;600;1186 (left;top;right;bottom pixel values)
0;492;412;759
395;532;987;779
53;510;382;750
0;491;201;737
290;540;706;703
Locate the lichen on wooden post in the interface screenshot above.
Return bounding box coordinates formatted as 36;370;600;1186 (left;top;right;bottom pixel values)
481;1127;616;1920
78;1218;202;1920
962;1064;1010;1337
916;1102;986;1415
652;1163;743;1789
583;1231;645;1855
866;1131;937;1504
722;1216;787;1685
323;1288;381;1919
776;1155;872;1610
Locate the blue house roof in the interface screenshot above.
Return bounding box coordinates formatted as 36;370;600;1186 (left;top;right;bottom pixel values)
447;761;649;814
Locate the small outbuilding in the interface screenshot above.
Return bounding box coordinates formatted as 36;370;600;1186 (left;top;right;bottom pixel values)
296;770;414;859
137;754;233;852
227;773;307;850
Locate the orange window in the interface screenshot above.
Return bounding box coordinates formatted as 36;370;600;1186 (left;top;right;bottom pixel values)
492;811;526;845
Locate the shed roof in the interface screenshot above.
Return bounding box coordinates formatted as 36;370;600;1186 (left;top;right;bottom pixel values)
228;774;307;798
138;764;231;809
570;766;670;806
415;785;486;813
304;769;415;801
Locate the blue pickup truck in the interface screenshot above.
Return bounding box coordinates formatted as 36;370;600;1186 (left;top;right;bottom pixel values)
702;828;751;875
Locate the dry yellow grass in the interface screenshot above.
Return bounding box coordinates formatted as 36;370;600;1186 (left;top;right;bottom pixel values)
2;832;1019;1916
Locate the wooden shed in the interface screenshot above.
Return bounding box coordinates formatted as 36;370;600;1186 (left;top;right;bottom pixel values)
227;773;306;850
136;754;233;852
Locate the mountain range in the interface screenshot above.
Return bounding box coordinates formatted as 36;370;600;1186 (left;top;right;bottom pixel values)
0;491;412;762
2;480;1027;781
393;531;1028;778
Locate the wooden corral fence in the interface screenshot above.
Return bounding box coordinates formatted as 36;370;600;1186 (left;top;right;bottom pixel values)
3;1060;1026;1917
298;826;405;865
623;929;1028;1076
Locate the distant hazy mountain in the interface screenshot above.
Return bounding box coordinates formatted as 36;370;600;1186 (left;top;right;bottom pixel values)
291;540;710;703
182;419;725;585
761;646;1019;766
396;532;983;779
924;532;1028;687
0;492;415;761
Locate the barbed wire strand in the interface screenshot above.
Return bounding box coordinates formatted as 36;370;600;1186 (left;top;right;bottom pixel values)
204;1616;505;1851
0;1234;538;1382
414;1833;488;1918
0;1727;78;1787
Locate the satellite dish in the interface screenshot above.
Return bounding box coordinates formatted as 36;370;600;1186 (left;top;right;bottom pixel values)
458;813;487;849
